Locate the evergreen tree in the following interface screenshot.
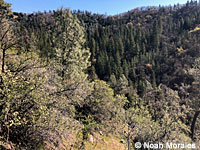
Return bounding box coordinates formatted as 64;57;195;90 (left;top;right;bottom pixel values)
152;20;160;49
116;74;129;94
90;65;98;80
109;73;117;89
53;8;90;82
123;60;129;78
117;37;124;56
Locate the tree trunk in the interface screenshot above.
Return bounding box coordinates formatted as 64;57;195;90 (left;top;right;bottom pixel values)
191;110;200;140
2;49;6;73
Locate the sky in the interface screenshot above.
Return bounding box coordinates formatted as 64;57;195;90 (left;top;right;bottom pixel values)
5;0;188;15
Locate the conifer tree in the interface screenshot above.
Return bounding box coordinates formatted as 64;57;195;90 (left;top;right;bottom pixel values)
116;74;129;94
123;60;129;78
152;20;160;49
109;73;117;88
53;8;90;82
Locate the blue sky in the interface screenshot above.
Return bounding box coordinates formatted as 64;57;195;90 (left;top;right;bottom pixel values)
6;0;188;15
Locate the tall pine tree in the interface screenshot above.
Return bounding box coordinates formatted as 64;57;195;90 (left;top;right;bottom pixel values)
53;8;90;82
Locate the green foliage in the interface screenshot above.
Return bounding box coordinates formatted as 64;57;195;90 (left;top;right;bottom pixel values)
108;73;117;88
143;84;191;142
189;57;200;82
120;88;191;149
119;94;161;149
75;80;115;125
1;1;200;149
188;58;200;141
115;74;129;94
0;0;15;73
0;57;48;149
52;8;90;82
0;0;11;16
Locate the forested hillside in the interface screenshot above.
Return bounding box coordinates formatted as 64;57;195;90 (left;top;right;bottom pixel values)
0;0;200;149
